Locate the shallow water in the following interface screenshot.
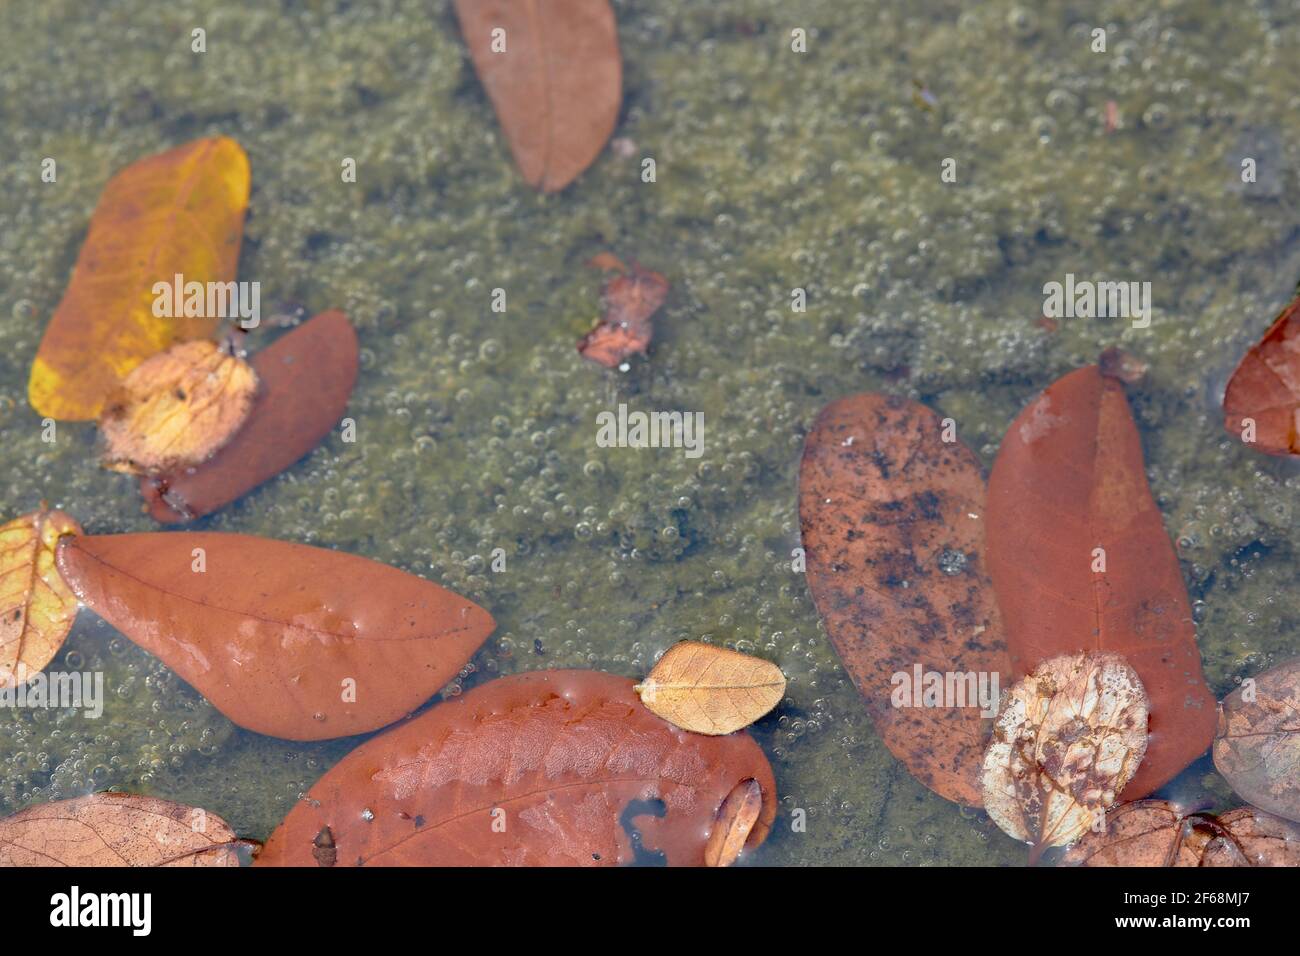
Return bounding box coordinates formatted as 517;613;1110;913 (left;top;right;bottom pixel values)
1;0;1299;865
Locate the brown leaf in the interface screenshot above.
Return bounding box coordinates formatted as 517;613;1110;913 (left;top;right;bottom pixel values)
986;366;1216;798
798;393;1010;806
578;262;667;368
703;778;765;867
55;531;495;740
454;0;621;193
139;310;359;522
0;793;247;866
0;507;83;689
1063;802;1300;867
99;339;259;476
1223;293;1300;455
1200;808;1300;866
1213;657;1300;822
256;670;776;866
981;652;1148;852
635;641;785;735
28;137;250;421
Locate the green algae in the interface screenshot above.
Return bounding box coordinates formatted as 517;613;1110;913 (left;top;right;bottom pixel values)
0;0;1298;865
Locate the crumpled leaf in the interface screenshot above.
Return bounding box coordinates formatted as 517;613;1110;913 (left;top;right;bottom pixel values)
635;641;785;735
139;310;358;522
56;531;495;740
799;392;1010;806
0;506;83;689
703;778;765;867
578;260;667;368
256;670;777;866
29;137;250;421
0;793;248;866
1062;800;1300;867
99;339;259;476
453;0;622;192
1213;658;1300;822
1223;293;1300;455
986;366;1216;799
982;651;1148;852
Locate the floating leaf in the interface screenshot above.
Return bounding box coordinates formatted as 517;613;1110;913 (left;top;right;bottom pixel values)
99;339;259;476
578;260;667;368
1213;657;1300;823
986;366;1216;798
29;137;250;420
453;0;622;192
981;651;1148;853
139;310;359;522
1222;294;1300;455
799;393;1009;806
0;507;82;689
56;531;494;740
703;778;764;867
256;670;776;866
635;641;785;735
0;793;247;866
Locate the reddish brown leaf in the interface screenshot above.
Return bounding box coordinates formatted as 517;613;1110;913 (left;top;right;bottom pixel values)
55;532;494;740
578;262;667;368
1213;657;1300;822
0;793;247;866
798;393;1010;806
986;366;1216;799
1063;802;1300;867
139;310;359;522
255;670;777;866
454;0;622;193
1223;294;1300;455
1200;807;1300;866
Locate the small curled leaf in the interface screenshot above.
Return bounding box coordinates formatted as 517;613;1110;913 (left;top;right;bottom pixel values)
0;506;82;689
704;778;764;867
578;261;667;368
635;641;785;735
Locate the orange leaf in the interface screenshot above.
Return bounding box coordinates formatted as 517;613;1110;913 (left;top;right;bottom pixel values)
986;366;1216;799
578;262;667;368
0;506;82;689
28;137;250;421
703;778;765;867
454;0;622;193
1222;294;1300;455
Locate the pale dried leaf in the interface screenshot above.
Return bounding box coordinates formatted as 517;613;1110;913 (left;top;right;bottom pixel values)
982;651;1148;850
99;339;259;475
636;641;785;735
1213;658;1300;822
704;778;764;867
0;507;82;689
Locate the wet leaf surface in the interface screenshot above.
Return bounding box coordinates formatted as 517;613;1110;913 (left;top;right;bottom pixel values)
799;392;1009;806
55;531;495;740
139;310;359;522
1223;294;1300;455
982;651;1148;852
1213;657;1300;822
986;366;1216;798
453;0;621;192
578;260;667;368
635;640;785;735
703;778;764;867
256;670;776;866
28;137;250;420
99;339;259;476
0;506;82;688
0;793;247;866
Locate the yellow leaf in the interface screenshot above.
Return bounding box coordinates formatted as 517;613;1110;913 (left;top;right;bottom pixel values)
0;507;83;689
704;778;764;867
635;641;785;735
28;137;250;421
99;339;259;476
981;651;1148;852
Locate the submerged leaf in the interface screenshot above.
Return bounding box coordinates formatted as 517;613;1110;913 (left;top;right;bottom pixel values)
99;339;259;476
1200;808;1300;866
256;670;776;866
799;392;1010;806
1222;294;1300;455
635;641;785;735
578;261;667;368
0;507;82;689
56;531;495;740
986;366;1216;798
0;793;247;866
139;310;359;522
981;652;1148;851
29;137;250;420
704;778;764;867
1213;658;1300;823
453;0;622;192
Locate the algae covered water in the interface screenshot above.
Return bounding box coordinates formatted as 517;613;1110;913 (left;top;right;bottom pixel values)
1;0;1300;867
